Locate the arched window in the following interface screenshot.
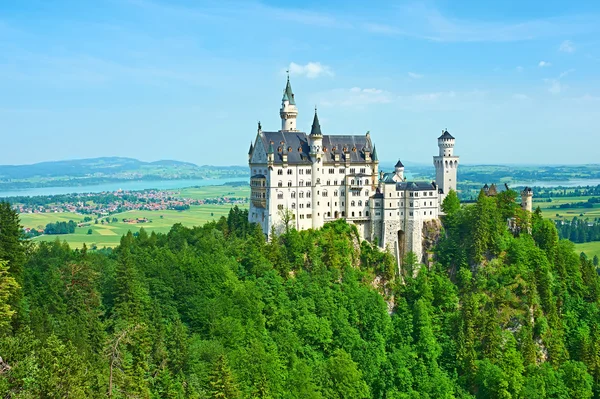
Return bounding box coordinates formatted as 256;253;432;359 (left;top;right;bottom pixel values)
291;203;296;209
307;192;311;198
277;169;283;175
334;191;338;196
291;192;296;198
359;211;362;217
288;181;292;187
352;212;355;217
277;193;283;199
278;181;282;187
306;181;311;186
365;179;369;185
323;191;328;197
287;169;293;175
351;201;355;206
299;192;304;198
299;180;304;187
351;179;355;185
358;200;362;206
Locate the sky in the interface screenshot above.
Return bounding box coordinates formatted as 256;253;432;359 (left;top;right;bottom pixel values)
1;0;600;166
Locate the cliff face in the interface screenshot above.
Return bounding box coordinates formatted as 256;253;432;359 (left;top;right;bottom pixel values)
421;219;443;266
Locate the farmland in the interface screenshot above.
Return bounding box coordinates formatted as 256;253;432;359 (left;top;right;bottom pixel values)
19;184;250;249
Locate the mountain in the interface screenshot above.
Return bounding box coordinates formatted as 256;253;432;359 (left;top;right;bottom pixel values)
0;157;249;190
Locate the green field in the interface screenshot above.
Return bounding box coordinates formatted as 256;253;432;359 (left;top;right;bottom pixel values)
535;197;600;220
19;184;250;249
574;242;600;260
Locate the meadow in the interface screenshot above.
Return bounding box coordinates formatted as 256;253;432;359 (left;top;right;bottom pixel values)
21;184;250;249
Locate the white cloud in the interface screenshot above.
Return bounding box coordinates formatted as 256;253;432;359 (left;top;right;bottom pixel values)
545;79;563;94
559;40;575;53
319;87;392;107
408;72;423;79
538;61;551;67
513;93;530;100
559;69;575;78
287;62;334;79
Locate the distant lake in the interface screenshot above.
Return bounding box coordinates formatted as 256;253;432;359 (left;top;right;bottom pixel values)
0;178;248;198
512;179;600;188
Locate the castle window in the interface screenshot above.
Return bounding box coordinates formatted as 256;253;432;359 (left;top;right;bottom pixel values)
359;211;362;216
277;193;283;199
307;202;311;208
288;146;292;152
339;168;345;174
307;192;311;198
352;147;356;152
376;212;380;216
288;181;292;187
278;147;282;152
352;212;355;217
375;202;380;207
360;168;365;173
365;190;369;196
350;168;356;174
327;180;331;185
278;181;282;187
341;191;345;196
300;203;304;208
410;211;413;216
306;181;311;186
329;168;334;174
365;179;369;185
307;214;312;218
300;214;304;219
298;147;302;152
358;200;362;206
278;204;283;210
342;202;344;206
299;169;304;174
389;193;392;197
351;201;355;206
287;169;293;175
334;180;338;185
341;211;345;217
410;202;413;207
299;192;304;198
334;191;338;197
327;212;331;217
351;179;355;185
291;203;296;209
291;192;296;198
278;169;283;175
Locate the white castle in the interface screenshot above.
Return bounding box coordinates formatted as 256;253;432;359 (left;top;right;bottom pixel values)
248;77;459;264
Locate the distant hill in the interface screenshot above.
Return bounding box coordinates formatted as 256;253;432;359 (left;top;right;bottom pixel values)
0;157;249;190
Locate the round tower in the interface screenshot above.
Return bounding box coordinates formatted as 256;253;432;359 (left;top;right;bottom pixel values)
280;75;298;131
433;129;459;203
521;187;533;212
394;159;405;181
309;108;323;229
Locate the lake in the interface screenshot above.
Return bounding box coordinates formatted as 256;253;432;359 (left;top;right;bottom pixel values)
0;178;248;198
512;179;600;188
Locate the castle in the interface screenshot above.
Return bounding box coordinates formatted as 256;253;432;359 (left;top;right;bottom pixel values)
248;77;460;264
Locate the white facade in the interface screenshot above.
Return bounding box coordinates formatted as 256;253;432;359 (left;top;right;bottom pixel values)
249;79;459;265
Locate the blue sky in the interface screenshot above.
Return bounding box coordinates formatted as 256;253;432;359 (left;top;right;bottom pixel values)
1;0;599;166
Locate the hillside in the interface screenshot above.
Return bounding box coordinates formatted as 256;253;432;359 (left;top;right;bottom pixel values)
0;190;599;397
0;157;248;190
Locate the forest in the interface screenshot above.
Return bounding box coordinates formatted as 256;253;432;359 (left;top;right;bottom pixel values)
0;187;599;398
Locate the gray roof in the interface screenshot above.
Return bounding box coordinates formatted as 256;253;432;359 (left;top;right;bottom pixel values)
258;131;375;165
283;77;296;105
310;111;322;137
396;181;437;191
395;159;404;168
381;172;396;183
438;130;454;140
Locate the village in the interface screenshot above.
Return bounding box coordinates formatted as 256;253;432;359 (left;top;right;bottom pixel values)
9;188;247;217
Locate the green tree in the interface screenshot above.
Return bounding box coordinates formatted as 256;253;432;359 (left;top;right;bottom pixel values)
320;349;370;399
0;260;19;330
208;354;240;399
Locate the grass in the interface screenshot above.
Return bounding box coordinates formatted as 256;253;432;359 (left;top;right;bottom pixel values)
20;184;250;249
535;196;600;221
574;242;600;260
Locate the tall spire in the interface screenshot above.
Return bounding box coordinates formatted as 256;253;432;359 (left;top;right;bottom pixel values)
282;73;295;105
310;107;322;137
372;145;378;162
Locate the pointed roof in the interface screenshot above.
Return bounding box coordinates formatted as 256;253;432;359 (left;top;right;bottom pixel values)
310;109;322;137
438;129;454;140
268;142;274;154
282;76;296;105
372;146;378;162
395;159;404;168
248;142;254;155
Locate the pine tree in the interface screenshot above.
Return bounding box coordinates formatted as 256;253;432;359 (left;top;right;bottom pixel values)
208;354;240;399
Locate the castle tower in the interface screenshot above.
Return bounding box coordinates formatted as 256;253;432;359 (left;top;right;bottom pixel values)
309;108;323;229
394;160;405;181
433;129;459;203
521;187;533;212
280;75;298;131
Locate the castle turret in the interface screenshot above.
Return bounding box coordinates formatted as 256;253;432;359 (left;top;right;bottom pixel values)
280;75;298;131
521;187;533;212
394;159;405;181
433;129;459;203
309;108;323;229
